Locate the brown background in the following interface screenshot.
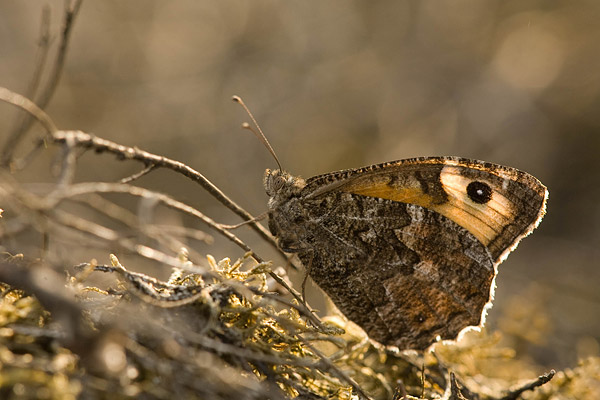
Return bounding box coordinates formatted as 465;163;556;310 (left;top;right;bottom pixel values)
2;1;599;369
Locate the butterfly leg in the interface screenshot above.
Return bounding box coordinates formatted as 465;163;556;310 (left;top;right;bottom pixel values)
300;249;315;305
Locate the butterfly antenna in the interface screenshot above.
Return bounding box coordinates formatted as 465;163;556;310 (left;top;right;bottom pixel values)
232;95;283;171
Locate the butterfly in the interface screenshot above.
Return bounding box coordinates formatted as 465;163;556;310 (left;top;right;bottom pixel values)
264;156;547;350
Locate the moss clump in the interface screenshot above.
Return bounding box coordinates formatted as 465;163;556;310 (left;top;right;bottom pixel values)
0;250;588;399
0;283;81;400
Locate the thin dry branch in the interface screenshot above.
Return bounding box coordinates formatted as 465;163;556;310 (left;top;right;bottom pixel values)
1;172;323;331
0;87;58;133
498;369;556;400
27;6;52;101
1;1;83;166
51;130;281;254
46;182;256;256
0;84;297;271
119;163;158;183
35;0;83;110
69;193;213;259
0;6;52;166
0;87;309;322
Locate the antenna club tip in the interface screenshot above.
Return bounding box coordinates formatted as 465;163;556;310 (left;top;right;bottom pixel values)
241;122;251;128
232;95;241;103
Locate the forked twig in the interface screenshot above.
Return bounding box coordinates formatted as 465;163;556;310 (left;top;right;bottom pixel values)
1;1;83;166
0;86;289;262
119;163;158;183
53;130;282;254
47;182;256;255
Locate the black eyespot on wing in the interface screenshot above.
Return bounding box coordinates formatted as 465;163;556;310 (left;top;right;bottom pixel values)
466;181;493;204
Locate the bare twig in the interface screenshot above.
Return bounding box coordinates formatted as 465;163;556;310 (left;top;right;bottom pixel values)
51;130;281;254
9;139;48;171
33;0;83;110
1;1;83;166
151;225;213;244
34;0;84;108
498;369;555;400
56;133;77;187
0;85;299;268
0;87;58;134
70;193;212;258
46;182;257;255
0;87;316;331
1;6;52;167
119;164;158;183
27;6;53;101
0;86;277;252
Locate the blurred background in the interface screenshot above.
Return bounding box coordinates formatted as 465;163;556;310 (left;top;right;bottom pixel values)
1;1;599;371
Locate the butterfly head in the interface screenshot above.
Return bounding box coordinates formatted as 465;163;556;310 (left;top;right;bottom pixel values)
263;169;309;252
263;169;305;198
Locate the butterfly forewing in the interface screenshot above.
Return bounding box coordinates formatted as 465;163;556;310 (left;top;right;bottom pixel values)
304;157;547;263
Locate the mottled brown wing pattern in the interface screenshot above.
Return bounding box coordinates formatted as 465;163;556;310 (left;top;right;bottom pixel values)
298;193;494;350
304;157;547;263
265;156;547;350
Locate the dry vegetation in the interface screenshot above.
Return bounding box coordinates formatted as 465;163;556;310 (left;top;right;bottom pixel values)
1;2;599;399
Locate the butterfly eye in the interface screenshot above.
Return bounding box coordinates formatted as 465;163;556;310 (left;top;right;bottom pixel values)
466;181;493;204
273;175;287;190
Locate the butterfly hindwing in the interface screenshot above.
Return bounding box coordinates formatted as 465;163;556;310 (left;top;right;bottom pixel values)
283;191;493;350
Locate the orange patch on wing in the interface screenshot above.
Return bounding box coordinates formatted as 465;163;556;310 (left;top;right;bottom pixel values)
343;185;435;208
339;167;514;247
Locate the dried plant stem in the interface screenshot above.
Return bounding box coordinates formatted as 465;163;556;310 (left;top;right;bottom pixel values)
51;183;309;310
498;369;556;400
50;130;281;256
47;182;254;255
0;86;310;323
1;1;82;166
0;84;278;257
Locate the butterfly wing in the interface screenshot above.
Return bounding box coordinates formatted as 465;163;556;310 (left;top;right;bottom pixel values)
303;156;547;263
294;192;495;350
267;156;547;350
